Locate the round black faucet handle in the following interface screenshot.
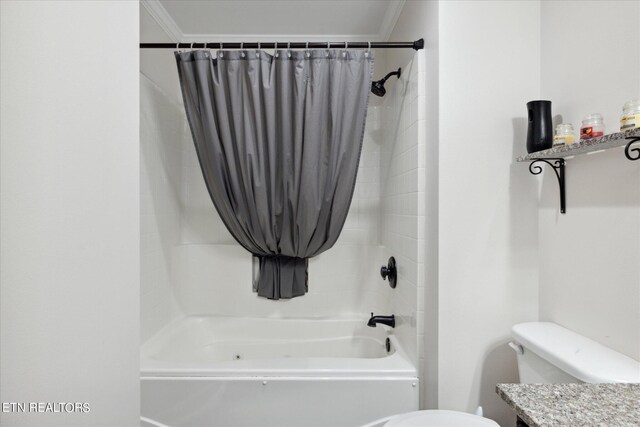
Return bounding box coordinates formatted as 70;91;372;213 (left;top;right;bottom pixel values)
381;257;397;289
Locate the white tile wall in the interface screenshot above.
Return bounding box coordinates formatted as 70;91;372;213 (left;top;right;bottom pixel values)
140;74;184;342
380;51;427;366
174;243;391;318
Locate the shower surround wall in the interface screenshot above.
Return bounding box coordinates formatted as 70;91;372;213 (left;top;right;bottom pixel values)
140;50;425;369
380;52;427;367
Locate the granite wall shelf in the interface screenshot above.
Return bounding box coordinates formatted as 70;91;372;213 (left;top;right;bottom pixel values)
516;128;640;214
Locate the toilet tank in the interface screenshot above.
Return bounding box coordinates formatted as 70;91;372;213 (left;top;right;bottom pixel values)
510;322;640;384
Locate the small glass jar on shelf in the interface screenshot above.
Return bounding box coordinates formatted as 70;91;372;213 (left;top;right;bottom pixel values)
580;114;604;140
553;123;576;146
620;99;640;131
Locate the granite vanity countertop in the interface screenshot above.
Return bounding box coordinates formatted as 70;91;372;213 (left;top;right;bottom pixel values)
496;383;640;427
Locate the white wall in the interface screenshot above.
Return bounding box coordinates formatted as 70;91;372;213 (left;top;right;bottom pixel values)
438;2;541;426
538;0;640;360
0;1;140;426
540;1;640;136
140;75;185;342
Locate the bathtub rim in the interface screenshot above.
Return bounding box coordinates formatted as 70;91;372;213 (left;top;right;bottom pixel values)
140;315;417;378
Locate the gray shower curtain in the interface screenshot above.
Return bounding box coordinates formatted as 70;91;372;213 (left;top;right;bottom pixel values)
175;49;373;299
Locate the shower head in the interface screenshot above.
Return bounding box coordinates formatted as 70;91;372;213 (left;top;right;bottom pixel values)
371;68;402;97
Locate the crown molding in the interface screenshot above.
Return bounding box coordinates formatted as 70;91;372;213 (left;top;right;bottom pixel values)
140;0;182;42
378;0;406;41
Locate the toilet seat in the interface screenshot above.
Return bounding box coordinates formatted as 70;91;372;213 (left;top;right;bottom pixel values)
375;410;499;427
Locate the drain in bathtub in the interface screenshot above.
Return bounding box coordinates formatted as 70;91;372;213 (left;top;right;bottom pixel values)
385;338;391;353
233;354;242;360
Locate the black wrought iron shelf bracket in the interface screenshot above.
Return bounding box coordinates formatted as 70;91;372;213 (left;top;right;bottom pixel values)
624;137;640;161
528;158;566;214
518;130;639;214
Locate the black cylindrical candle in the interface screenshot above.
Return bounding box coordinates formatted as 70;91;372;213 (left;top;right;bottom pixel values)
526;100;553;153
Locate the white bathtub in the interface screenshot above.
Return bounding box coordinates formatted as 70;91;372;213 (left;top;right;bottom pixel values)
141;316;418;427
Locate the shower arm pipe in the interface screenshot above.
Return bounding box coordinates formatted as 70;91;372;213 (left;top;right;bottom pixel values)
140;39;424;50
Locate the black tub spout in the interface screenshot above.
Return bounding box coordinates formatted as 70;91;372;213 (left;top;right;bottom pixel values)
367;313;395;328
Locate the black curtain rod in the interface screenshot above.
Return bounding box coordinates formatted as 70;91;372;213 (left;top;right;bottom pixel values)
140;39;424;51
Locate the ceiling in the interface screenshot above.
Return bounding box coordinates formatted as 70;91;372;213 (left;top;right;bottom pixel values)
141;0;406;43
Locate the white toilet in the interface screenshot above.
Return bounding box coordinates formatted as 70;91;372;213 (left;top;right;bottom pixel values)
362;321;640;427
510;321;640;384
361;410;499;427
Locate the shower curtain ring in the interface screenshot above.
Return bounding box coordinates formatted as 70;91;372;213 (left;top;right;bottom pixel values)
219;42;224;58
326;41;330;57
306;41;310;57
287;42;291;58
275;41;279;58
365;41;371;57
240;42;245;57
191;42;195;51
343;41;348;57
256;41;260;57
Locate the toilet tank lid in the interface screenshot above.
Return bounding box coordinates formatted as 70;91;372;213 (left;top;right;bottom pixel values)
512;322;640;383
